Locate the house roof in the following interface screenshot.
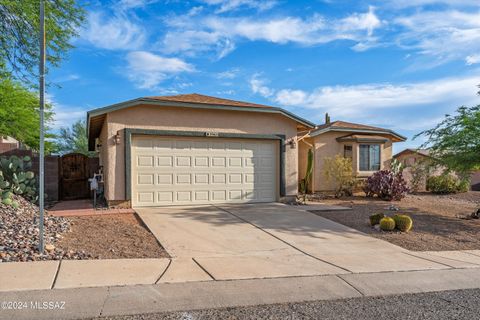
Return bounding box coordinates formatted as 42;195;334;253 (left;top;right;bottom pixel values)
393;148;431;158
87;93;316;150
309;120;406;142
147;93;274;109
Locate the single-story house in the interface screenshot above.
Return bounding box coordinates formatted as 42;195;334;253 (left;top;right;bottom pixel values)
87;94;406;207
298;119;406;192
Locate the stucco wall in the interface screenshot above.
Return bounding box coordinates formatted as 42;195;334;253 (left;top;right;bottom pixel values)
98;117;109;196
98;104;299;202
310;132;393;191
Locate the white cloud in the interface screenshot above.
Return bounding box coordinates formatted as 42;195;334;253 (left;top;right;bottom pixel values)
249;74;274;98
199;0;277;13
466;54;480;65
53;74;80;83
386;0;480;8
160;8;383;58
47;94;88;129
118;0;158;10
251;74;480;118
215;68;240;79
339;6;381;37
81;11;146;50
125;51;195;90
394;10;480;67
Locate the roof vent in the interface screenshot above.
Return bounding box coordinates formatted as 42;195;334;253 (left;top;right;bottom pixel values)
325;113;331;124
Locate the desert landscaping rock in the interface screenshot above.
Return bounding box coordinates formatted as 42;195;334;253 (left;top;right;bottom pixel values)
0;195;92;262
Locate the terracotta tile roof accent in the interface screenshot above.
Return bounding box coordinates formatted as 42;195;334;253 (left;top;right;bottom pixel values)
147;93;273;109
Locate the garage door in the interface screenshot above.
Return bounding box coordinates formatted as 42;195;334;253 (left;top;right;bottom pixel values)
131;135;278;206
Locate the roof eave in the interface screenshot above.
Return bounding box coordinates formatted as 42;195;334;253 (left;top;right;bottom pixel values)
87;98;315;135
310;127;407;142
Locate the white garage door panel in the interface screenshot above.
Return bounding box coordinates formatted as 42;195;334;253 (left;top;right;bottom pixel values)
131;136;278;206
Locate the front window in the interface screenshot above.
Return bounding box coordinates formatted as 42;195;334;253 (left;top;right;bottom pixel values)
359;144;380;171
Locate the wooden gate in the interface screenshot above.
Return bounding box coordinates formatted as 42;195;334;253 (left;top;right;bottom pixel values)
60;153;90;200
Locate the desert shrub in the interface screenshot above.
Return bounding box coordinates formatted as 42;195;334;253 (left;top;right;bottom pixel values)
426;174;470;194
0;155;37;206
364;170;409;201
379;217;396;231
323;155;357;198
369;213;384;226
393;214;413;232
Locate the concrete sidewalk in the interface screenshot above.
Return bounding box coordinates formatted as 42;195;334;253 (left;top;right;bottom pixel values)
2;268;480;320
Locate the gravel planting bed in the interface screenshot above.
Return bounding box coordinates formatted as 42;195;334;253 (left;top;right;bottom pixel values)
311;192;480;251
0;195;92;262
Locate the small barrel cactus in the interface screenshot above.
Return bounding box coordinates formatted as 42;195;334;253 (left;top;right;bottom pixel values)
369;213;385;226
393;214;413;232
2;198;12;206
379;217;396;231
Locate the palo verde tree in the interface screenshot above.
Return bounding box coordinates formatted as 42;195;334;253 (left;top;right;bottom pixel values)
0;0;85;84
415;105;480;175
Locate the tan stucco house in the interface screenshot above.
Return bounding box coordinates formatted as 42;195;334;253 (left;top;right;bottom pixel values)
298;120;406;192
87;93;405;207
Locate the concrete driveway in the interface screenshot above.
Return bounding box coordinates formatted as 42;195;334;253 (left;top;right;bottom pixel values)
136;203;450;280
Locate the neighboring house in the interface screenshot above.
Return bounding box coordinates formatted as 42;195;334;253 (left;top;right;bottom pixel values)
393;149;436;191
87;94;405;208
394;148;480;191
298;118;406;192
0;136;22;154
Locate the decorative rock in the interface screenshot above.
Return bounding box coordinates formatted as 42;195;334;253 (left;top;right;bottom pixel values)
0;194;93;262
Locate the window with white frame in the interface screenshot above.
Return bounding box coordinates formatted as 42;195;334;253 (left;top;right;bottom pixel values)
359;144;381;171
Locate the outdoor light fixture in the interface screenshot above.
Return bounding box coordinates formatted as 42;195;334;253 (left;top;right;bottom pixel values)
114;132;121;145
287;138;296;149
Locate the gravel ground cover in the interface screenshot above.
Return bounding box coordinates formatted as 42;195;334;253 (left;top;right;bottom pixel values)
0;195;91;262
311;192;480;251
96;288;480;320
1;195;169;262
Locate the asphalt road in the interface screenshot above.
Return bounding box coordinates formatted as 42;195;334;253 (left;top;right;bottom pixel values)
96;288;480;320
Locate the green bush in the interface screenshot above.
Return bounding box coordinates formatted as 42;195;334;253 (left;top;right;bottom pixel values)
379;217;396;231
369;213;385;226
322;155;357;198
426;175;469;194
393;215;413;232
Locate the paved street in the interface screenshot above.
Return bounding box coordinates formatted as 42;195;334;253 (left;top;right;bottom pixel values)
97;288;480;320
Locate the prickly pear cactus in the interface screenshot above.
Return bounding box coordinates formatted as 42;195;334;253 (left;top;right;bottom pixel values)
393;215;413;232
379;217;396;231
369;213;385;226
0;155;38;205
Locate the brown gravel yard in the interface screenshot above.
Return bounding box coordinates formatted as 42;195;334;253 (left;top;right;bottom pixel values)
311;192;480;251
56;213;170;259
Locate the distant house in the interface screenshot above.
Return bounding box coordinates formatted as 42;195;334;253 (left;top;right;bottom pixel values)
0;136;23;154
394;148;431;167
394;148;479;191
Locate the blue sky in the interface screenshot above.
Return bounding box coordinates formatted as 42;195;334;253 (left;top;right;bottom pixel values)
49;0;480;153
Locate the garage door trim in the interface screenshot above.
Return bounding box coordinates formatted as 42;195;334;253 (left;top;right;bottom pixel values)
124;128;286;202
